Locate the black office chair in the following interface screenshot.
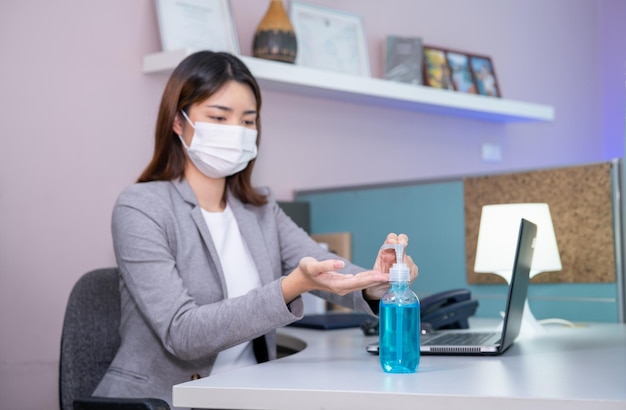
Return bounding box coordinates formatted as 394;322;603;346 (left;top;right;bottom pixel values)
59;267;170;410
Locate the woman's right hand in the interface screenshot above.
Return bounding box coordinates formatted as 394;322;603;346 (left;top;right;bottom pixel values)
281;257;388;304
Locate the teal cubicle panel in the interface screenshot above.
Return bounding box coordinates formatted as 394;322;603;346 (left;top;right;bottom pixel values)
297;181;470;299
296;179;620;323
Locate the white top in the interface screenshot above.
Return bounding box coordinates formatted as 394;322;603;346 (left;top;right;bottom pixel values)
201;205;261;375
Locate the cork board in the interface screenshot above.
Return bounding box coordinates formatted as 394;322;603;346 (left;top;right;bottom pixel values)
464;162;616;284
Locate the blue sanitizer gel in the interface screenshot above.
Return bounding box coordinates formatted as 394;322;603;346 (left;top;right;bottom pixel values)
379;245;420;373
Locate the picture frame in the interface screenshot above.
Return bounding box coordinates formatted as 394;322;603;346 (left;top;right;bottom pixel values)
155;0;240;54
446;51;478;94
289;1;370;76
422;46;455;90
383;35;423;85
469;54;501;97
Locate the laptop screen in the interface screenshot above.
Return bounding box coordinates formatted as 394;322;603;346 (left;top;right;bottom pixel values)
499;218;536;351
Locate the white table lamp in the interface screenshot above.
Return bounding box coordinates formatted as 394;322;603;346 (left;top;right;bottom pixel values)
474;203;562;335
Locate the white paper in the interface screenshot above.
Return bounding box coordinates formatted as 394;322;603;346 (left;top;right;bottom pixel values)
156;0;239;53
290;2;369;76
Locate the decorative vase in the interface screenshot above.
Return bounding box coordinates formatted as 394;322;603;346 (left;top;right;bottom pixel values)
253;0;297;64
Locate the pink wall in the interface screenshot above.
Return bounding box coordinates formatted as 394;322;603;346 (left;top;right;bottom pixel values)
0;0;623;408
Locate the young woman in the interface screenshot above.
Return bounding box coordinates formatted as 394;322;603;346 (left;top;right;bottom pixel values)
93;51;417;407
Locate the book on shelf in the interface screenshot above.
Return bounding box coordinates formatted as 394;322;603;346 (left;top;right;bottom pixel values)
383;35;423;85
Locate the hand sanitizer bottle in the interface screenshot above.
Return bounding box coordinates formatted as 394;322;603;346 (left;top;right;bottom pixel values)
379;244;420;373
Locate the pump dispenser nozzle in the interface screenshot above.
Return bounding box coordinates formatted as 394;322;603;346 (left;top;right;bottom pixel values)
381;244;410;282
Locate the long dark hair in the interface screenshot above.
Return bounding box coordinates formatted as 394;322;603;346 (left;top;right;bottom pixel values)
138;51;267;206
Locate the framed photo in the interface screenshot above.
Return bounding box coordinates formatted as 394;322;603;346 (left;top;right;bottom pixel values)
289;1;370;76
446;51;477;94
469;54;501;97
383;35;423;85
155;0;240;54
422;46;454;90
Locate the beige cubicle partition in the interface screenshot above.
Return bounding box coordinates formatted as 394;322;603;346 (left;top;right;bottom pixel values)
311;232;352;262
464;161;617;284
311;232;353;312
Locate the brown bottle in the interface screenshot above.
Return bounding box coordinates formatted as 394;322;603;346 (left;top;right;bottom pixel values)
253;0;297;63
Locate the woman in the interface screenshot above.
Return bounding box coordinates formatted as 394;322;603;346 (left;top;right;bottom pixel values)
93;51;417;407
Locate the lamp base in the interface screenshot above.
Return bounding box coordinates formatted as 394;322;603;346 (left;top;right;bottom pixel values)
487;270;546;338
517;298;545;338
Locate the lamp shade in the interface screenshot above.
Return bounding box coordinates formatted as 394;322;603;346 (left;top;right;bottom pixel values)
474;203;562;281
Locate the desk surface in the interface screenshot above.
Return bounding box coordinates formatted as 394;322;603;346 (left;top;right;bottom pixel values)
173;321;626;410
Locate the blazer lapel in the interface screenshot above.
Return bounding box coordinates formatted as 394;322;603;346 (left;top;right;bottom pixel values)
170;179;227;295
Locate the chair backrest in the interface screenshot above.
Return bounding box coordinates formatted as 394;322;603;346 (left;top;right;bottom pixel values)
59;268;121;410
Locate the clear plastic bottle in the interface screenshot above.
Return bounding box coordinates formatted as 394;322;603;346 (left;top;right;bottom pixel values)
379;244;420;373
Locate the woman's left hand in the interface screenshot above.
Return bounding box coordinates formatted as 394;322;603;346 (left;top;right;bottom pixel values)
364;233;418;300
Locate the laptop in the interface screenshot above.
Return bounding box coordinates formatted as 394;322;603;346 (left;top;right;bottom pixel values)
367;218;537;356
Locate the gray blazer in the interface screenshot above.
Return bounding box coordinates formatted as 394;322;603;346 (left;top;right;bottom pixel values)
93;179;375;408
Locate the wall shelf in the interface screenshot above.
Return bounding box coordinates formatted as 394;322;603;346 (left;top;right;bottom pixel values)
143;50;555;123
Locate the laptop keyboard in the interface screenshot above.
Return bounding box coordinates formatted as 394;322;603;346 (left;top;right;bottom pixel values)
423;332;497;346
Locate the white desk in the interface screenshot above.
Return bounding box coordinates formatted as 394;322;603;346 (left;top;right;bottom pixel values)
173;322;626;409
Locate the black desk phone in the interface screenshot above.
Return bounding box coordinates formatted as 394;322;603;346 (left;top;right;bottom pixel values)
420;288;478;331
360;288;479;336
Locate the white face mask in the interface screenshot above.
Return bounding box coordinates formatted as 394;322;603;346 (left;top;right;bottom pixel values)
178;110;258;179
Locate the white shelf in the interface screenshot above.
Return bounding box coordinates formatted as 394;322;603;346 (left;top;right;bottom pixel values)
143;50;555;123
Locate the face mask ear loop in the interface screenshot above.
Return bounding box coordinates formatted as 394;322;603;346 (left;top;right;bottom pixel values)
178;110;195;149
180;110;195;129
